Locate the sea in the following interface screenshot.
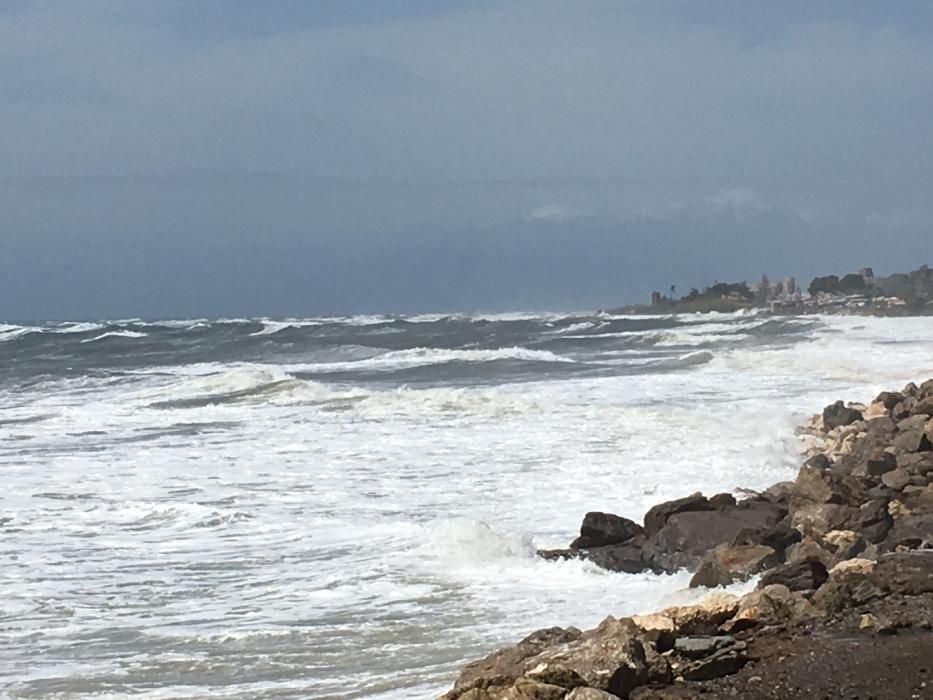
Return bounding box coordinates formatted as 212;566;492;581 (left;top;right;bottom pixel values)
2;311;932;699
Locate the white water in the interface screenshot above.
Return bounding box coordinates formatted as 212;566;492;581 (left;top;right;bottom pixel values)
1;314;933;698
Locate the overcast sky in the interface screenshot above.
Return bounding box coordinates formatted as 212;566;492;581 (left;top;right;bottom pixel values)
2;0;933;318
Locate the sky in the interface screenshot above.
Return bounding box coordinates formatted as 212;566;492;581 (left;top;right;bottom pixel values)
2;0;933;318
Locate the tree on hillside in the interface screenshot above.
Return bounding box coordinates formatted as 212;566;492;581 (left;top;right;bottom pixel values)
808;275;839;296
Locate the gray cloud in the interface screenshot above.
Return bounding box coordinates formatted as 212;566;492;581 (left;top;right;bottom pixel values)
1;1;932;318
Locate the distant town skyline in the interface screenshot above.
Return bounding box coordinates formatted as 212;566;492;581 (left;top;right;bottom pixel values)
3;1;933;318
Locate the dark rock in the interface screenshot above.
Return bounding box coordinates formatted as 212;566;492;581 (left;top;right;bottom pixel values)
581;541;651;574
689;558;733;588
672;635;739;659
758;559;828;592
861;518;893;544
679;648;747;681
881;468;911;491
881;514;933;552
761;481;795;504
708;493;736;509
875;391;904;410
913;398;933;416
897;452;933;476
785;538;833;567
866;452;897;477
823;400;863;430
736;515;800;552
803;453;831;470
537;548;579;562
871;551;933;594
892;428;933;454
642;502;784;573
453;626;582;689
790;503;858;538
643;492;711;538
572;512;644;549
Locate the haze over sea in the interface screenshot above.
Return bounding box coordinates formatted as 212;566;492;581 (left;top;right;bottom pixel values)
2;311;933;699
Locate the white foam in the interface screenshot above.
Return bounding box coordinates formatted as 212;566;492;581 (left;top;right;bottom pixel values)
80;330;148;343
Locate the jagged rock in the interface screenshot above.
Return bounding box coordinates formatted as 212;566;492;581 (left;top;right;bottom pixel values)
812;558;881;613
866;451;897;477
565;688;620;700
898;452;933;476
758;559;828;592
761;481;795;504
823;401;863;430
730;584;815;628
785;537;833;566
572;513;644;549
642;502;784;572
803;453;831;470
659;592;740;636
454;627;583;689
790;503;857;538
629;613;675;655
881;513;933;551
672;635;737;659
579;542;650;574
708;493;736;509
677;646;747;681
440;676;568;700
902;485;933;514
892;427;933;454
875;391;904;410
688;558;732;589
881;467;911;491
523;616;649;697
643;493;711;538
689;544;778;588
870;551;933;595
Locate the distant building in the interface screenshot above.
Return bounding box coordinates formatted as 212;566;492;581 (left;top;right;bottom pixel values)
783;277;796;297
650;291;662;306
859;267;875;279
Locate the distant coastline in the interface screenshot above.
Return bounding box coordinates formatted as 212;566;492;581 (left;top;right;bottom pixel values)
611;264;933;317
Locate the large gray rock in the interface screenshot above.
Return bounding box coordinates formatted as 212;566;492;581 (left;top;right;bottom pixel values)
642;502;785;573
758;559;828;592
871;551;933;595
572;512;644;549
643;493;712;538
881;514;933;552
454;627;582;689
823;401;863;430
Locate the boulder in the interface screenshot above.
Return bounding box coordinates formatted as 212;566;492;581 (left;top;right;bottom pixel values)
790;503;857;539
630;612;675;653
525;616;649;698
881;468;911;491
580;542;650;574
659;592;740;636
688;544;778;588
643;502;784;572
677;646;747;682
785;538;833;567
866;452;897;477
729;584;815;628
892;427;933;454
643;493;711;538
572;512;644;549
708;493;736;509
757;559;828;592
881;513;933;551
812;558;881;614
454;627;583;689
803;453;831;470
565;689;620;700
822;400;863;430
874;391;904;410
870;551;933;595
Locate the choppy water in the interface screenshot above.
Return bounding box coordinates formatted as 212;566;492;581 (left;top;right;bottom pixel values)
2;311;932;699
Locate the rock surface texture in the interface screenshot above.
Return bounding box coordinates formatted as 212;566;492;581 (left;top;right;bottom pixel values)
440;379;933;699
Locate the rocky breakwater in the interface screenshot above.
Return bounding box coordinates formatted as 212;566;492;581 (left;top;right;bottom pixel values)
439;379;933;699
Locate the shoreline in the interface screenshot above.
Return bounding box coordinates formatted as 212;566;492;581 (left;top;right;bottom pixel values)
439;379;933;699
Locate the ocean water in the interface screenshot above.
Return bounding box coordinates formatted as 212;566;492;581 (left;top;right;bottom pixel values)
1;311;932;699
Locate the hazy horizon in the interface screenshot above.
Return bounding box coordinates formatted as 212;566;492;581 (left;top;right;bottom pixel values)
3;1;933;318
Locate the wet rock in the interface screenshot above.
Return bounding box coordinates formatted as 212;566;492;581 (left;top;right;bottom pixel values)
672;635;738;659
823;401;863;431
875;391;904;410
643;502;784;572
688;558;732;589
803;453;831;470
580;542;650;574
761;481;795;504
758;559;828;592
643;493;711;538
572;512;644;549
